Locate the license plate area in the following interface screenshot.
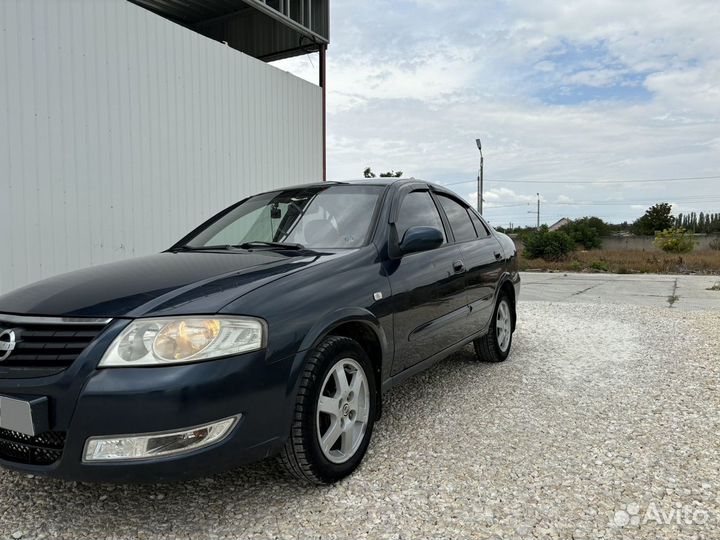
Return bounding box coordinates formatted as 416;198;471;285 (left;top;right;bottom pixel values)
0;395;49;436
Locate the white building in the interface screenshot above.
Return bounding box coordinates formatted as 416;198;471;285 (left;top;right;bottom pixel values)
0;0;329;294
548;218;571;231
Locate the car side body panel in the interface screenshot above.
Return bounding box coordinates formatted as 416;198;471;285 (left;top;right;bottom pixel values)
462;235;505;330
0;179;519;481
383;242;469;375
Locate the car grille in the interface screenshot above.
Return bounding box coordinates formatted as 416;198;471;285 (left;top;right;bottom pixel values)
0;315;111;378
0;428;66;465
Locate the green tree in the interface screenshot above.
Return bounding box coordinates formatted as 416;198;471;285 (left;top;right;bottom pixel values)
559;216;610;249
522;226;575;261
363;167;403;178
632;203;675;235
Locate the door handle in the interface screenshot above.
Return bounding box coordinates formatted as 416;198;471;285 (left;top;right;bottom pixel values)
453;260;465;273
494;251;502;260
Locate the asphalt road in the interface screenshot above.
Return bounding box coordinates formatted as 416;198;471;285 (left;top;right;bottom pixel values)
520;271;720;310
0;281;719;539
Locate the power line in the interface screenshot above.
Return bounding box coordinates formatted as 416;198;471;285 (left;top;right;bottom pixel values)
486;200;720;210
483;203;534;208
482;195;720;211
441;174;720;187
551;199;720;207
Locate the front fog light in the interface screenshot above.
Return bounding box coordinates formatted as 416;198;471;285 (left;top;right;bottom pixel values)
83;416;239;462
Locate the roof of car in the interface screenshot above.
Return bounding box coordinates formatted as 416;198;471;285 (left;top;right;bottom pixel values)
261;178;457;195
339;177;406;185
330;177;451;189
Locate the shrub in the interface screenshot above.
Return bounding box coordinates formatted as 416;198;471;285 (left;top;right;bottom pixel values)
559;217;610;250
590;260;609;272
560;222;598;249
569;260;583;271
522;227;575;261
653;227;695;253
709;237;720;251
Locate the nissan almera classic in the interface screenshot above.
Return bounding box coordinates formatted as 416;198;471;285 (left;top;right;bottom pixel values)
0;178;519;484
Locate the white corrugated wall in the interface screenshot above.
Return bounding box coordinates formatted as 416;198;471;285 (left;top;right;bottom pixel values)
0;0;323;294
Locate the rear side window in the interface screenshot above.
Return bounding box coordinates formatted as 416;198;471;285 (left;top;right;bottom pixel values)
396;191;446;244
437;195;477;242
469;211;491;238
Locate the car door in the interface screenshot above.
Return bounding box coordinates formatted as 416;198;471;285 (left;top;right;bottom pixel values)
387;188;469;375
435;192;504;333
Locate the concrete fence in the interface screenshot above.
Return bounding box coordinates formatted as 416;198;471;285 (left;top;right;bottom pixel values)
601;235;720;251
511;234;720;252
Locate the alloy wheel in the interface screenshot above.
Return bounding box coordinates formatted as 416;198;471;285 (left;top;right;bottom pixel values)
496;299;512;352
316;358;370;464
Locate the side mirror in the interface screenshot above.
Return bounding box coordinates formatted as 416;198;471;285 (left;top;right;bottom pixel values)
399;226;444;254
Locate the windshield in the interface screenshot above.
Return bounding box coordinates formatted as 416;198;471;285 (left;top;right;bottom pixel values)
183;185;385;250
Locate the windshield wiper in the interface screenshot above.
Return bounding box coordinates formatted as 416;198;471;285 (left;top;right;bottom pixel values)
170;241;305;252
169;244;233;252
236;241;305;250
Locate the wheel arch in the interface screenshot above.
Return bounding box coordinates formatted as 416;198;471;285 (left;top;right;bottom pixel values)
295;308;388;419
497;274;518;331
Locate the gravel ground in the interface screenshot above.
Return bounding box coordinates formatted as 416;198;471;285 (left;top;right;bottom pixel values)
1;302;718;540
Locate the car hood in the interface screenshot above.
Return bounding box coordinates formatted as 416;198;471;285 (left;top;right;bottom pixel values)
0;250;341;318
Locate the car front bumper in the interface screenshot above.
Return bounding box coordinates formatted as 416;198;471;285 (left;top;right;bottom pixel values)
0;320;295;482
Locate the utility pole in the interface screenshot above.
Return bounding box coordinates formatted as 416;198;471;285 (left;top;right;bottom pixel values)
528;193;541;228
475;139;483;215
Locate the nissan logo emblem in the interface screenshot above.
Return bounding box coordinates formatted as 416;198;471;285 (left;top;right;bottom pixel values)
0;329;17;361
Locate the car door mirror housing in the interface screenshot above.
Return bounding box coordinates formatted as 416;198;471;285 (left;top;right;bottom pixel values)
399;226;444;255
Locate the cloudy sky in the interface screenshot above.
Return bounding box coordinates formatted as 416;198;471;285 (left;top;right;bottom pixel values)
274;0;720;228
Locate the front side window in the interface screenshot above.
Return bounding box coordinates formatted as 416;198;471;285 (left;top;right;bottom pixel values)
437;194;477;243
184;185;384;249
396;191;446;244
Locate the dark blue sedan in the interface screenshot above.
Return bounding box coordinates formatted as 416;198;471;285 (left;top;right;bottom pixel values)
0;178;519;483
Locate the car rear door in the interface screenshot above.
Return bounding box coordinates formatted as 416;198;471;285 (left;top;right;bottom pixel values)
386;187;468;375
435;191;504;333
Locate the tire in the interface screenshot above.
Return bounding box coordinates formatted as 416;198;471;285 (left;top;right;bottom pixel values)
279;335;377;484
473;293;514;362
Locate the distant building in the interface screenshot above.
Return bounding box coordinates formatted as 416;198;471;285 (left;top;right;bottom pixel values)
549;218;571;231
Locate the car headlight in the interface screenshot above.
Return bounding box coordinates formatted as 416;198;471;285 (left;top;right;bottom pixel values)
99;316;266;367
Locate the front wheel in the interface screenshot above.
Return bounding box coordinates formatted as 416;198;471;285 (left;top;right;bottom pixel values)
473;294;514;362
279;336;376;484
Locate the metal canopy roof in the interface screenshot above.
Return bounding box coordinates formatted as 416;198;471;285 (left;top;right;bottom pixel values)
128;0;329;62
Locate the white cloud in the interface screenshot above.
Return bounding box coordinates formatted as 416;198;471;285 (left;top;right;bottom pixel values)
534;60;555;73
564;68;628;88
483;188;542;205
274;0;720;225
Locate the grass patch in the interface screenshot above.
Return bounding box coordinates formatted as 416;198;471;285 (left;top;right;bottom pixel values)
519;249;720;275
589;260;610;272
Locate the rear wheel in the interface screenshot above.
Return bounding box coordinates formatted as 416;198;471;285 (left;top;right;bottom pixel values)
473;293;514;362
280;336;376;484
